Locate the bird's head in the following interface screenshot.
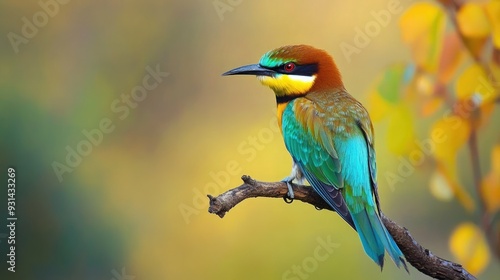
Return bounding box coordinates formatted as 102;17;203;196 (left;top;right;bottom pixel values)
223;45;343;98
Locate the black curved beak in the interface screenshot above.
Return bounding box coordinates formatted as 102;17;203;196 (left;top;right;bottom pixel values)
222;64;275;77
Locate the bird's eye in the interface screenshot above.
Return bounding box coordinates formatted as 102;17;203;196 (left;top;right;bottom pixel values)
283;62;295;73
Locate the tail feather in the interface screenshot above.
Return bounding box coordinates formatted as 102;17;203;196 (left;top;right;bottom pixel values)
352;210;385;267
352;209;408;272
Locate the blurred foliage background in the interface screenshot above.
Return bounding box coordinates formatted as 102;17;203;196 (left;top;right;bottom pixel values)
0;0;499;279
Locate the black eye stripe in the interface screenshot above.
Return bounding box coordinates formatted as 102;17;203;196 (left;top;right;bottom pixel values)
265;63;318;76
292;64;318;76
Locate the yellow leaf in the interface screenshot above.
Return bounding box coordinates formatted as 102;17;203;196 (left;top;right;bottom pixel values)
429;170;454;201
455;64;496;104
367;90;392;122
457;3;491;38
387;104;415;155
432;116;471;162
482;145;500;213
449;222;490;275
485;0;500;48
399;3;446;73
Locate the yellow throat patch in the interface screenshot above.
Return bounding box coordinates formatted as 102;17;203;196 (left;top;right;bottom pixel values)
258;74;316;96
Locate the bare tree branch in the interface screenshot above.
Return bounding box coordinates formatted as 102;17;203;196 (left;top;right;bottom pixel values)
207;175;477;280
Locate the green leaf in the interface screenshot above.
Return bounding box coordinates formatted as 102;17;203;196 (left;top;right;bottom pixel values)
377;64;405;104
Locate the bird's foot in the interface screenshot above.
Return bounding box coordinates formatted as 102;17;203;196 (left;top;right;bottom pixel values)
281;162;305;204
281;177;295;204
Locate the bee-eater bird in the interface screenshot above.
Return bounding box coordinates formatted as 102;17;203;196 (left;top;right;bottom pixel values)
223;45;408;271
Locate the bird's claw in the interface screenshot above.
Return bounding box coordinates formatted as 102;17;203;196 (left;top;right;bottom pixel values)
283;196;294;204
282;179;295;204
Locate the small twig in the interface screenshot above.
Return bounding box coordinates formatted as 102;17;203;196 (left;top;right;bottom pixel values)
467;126;494;244
208;175;477;280
468;129;484;212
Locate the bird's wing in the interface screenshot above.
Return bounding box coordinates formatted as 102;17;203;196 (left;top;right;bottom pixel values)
356;119;380;211
282;99;354;228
